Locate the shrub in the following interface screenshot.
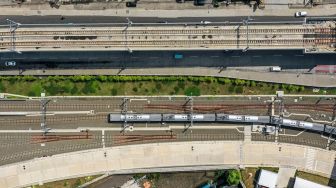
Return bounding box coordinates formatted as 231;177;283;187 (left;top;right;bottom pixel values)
70;85;79;95
226;169;241;186
250;81;256;87
81;81;98;94
298;86;305;92
132;87;138;92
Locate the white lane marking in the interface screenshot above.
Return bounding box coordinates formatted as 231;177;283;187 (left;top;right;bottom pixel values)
102;130;105;148
131;57;139;59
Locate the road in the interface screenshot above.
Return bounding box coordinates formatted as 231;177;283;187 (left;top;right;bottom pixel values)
1;50;336;71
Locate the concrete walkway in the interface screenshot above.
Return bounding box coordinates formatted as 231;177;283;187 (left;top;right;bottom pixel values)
1;68;335;87
0;141;335;188
0;2;335;17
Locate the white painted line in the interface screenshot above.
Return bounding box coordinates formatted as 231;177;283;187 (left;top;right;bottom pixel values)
130;99;148;102
131;57;139;59
102;130;105;148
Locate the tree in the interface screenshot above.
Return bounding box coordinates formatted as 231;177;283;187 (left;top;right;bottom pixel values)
226;169;241;186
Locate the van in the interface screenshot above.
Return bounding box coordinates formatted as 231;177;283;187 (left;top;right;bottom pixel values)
295;11;307;17
270;66;281;72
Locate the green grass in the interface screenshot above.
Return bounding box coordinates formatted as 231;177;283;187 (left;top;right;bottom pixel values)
0;75;335;96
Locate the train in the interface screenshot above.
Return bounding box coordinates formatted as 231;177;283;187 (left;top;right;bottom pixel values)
108;113;332;134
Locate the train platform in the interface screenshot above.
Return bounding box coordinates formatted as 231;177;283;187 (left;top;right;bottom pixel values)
0;141;335;188
0;67;335;87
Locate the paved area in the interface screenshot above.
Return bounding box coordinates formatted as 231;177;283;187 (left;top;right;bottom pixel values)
1;67;335;87
0;141;335;188
277;167;297;188
0;0;335;17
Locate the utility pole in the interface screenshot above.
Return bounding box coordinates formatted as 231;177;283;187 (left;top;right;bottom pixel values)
183;95;194;133
6;19;21;54
242;16;254;52
123;18;133;53
40;93;51;134
120;98;129;133
326;122;335;150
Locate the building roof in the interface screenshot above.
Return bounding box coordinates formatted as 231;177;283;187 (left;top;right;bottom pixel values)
294;177;332;188
257;169;278;188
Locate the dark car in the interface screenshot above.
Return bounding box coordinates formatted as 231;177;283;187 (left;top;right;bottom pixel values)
194;0;206;5
126;2;137;7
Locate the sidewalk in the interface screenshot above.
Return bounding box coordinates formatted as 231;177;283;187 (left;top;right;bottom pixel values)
1;67;335;87
0;1;335;17
0;141;335;188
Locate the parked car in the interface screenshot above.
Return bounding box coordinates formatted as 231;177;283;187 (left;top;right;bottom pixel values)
295;11;307;17
5;61;16;66
201;21;212;25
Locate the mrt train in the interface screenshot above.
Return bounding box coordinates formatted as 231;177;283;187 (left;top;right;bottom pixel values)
108;113;330;134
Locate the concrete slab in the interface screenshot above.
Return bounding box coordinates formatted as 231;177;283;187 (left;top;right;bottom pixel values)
0;141;335;188
277;167;297;188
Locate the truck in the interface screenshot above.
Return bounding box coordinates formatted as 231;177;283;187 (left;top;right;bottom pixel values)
174;53;183;59
270;66;281;72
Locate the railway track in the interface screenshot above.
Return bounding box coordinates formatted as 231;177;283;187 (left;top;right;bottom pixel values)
0;39;318;49
0;27;319;36
144;103;336;113
0;114;108;125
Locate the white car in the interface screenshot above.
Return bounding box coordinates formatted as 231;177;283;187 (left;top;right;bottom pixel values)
295;11;307;17
201;21;212;25
5;61;16;66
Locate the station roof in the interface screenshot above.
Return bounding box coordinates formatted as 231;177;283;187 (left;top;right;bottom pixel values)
257;169;278;188
294;177;332;188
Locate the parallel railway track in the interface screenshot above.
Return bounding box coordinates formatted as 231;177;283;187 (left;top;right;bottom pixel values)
0;27;319;36
0;39;320;48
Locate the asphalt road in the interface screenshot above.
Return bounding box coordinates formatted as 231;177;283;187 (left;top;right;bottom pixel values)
1;50;336;70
